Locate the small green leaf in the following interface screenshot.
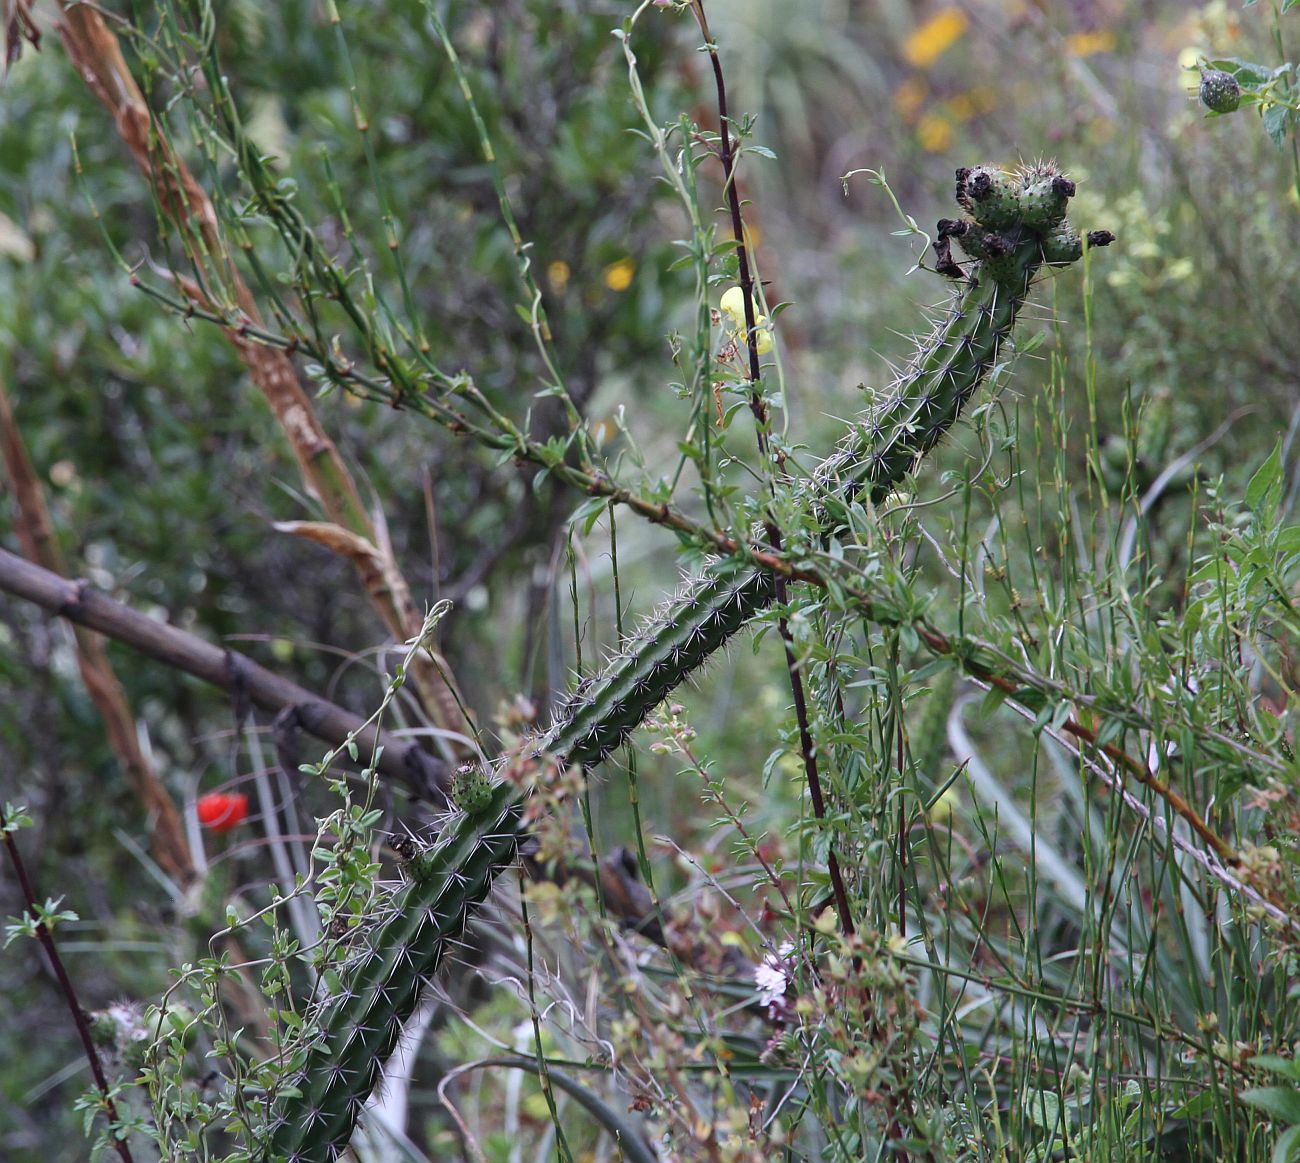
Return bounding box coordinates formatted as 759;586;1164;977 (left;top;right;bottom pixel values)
1264;104;1294;150
1242;1086;1300;1124
567;496;606;536
1246;441;1283;512
1274;1123;1300;1163
1022;1088;1063;1131
1096;716;1125;747
1208;57;1275;86
980;684;1010;717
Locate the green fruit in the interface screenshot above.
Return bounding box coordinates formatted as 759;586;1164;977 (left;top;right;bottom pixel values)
1016;168;1075;231
1199;70;1241;114
957;165;1021;230
449;763;496;813
1039;223;1083;266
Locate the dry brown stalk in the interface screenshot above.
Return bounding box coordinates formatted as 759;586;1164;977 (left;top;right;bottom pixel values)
55;3;469;744
0;378;196;885
0;546;452;799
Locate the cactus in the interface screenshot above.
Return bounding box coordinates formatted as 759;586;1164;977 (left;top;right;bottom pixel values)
261;165;1110;1161
539;554;778;768
260;784;522;1162
545;162;1111;769
956;164;1021;230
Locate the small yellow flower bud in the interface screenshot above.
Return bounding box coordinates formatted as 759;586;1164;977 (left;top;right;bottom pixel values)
720;285;775;354
927;786;959;825
719;285;748;322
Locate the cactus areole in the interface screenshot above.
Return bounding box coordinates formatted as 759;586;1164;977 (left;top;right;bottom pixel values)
261;165;1110;1162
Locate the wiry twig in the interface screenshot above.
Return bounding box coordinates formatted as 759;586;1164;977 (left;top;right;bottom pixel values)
1;804;135;1163
55;1;469;743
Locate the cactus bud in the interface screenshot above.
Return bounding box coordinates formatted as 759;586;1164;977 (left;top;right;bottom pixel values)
450;763;496;813
957;164;1022;230
1016;166;1075;231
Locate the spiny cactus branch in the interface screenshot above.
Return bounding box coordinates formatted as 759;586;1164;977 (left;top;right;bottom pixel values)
262;164;1113;1161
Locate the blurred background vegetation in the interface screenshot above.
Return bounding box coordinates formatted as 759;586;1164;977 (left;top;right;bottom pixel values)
0;0;1297;1159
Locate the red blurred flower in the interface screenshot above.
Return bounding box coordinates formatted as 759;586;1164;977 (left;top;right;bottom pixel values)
196;792;249;833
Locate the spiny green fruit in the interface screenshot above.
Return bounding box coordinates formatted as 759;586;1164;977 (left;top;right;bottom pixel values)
1199;70;1241;114
1038;224;1115;266
1015;164;1075;231
450;762;496;813
1038;223;1084;266
956;164;1021;230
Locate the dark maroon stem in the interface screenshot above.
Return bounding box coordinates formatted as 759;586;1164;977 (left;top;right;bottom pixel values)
0;805;135;1163
691;0;854;936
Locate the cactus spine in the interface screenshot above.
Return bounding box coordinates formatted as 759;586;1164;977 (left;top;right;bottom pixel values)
261;165;1109;1160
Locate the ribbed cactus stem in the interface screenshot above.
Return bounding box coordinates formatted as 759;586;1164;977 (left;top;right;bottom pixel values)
261;164;1110;1161
544;162;1111;768
539;555;778;768
262;784;522;1162
540;260;1027;770
815;236;1033;521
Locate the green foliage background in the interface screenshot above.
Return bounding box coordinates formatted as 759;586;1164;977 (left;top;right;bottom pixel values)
0;0;1298;1159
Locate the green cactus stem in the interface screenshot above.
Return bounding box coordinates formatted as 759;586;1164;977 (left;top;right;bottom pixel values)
538;554;778;769
260;164;1110;1162
546;162;1111;770
260;784;522;1162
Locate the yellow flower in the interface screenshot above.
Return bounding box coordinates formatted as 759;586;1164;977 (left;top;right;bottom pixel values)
719;285;749;322
1065;30;1116;58
903;8;968;70
915;111;954;153
892;75;929;122
547;259;571;293
719;286;774;354
603;257;635;292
